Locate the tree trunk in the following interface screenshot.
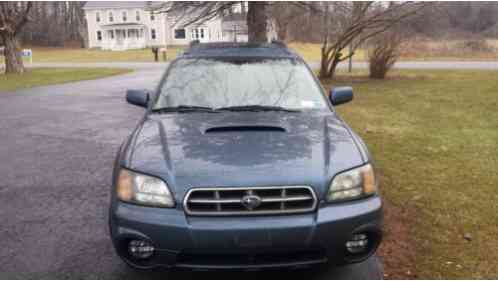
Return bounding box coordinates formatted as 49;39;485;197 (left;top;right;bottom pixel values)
328;56;340;79
319;3;332;79
75;2;89;48
247;2;268;43
319;47;330;79
1;33;25;74
319;48;342;80
78;25;89;48
277;24;287;41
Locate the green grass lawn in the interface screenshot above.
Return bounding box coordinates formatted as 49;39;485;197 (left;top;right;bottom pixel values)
288;42;367;62
2;44;352;64
4;41;496;64
0;68;131;92
290;41;498;62
2;45;186;63
321;70;498;279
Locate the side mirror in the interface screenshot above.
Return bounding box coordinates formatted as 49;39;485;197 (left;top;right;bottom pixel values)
126;89;150;108
330;86;353;106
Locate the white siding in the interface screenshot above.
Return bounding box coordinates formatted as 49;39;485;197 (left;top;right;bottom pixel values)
85;7;168;50
85;10;101;48
165;17;225;45
85;4;268;50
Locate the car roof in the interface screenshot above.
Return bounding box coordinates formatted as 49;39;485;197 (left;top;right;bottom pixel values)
180;41;302;60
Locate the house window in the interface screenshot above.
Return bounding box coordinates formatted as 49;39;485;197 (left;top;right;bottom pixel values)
122;11;127;22
151;29;157;40
136;11;140;21
191;28;205;40
109;12;114;22
150;13;155;21
110;30;114;39
174;29;186;39
96;12;100;23
97;31;102;41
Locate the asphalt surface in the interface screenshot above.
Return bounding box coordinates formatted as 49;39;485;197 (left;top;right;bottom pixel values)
314;60;498;70
0;66;383;279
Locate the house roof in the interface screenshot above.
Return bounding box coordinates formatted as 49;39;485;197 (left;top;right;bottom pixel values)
82;1;160;10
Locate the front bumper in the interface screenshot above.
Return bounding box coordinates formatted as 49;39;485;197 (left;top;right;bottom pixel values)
109;196;382;270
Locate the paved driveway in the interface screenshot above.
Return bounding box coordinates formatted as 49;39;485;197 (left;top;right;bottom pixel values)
0;66;382;279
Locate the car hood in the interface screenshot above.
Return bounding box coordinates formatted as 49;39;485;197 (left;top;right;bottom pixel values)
122;111;366;201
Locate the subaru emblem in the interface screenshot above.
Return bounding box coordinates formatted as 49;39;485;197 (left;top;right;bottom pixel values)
241;194;262;210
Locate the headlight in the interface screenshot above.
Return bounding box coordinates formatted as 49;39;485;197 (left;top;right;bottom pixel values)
116;168;174;208
327;164;377;202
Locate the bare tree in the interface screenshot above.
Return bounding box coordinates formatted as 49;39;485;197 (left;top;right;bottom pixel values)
0;2;32;74
247;2;268;42
18;2;87;48
368;29;403;79
73;2;88;48
269;2;306;41
278;2;322;43
152;2;270;43
318;2;427;79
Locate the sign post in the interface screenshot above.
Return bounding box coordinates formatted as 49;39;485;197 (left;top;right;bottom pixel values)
21;49;33;64
159;47;167;61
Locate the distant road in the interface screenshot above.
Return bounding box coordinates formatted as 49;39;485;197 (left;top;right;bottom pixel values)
14;60;498;70
311;60;498;70
24;62;170;70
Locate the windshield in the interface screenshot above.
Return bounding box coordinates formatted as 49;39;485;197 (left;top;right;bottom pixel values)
154;58;329;111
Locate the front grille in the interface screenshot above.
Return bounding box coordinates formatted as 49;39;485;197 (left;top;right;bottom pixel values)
183;186;317;216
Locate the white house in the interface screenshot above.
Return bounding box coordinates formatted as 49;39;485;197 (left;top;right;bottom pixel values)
83;2;164;50
83;1;276;51
164;6;225;46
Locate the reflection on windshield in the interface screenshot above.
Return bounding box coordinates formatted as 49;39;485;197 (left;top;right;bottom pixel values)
154;58;328;111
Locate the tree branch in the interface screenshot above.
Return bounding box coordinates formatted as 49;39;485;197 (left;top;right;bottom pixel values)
14;2;32;36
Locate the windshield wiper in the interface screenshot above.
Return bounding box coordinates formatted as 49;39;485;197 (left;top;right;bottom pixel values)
152;105;220;113
216;105;300;112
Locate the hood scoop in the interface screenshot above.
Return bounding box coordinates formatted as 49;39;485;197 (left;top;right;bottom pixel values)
204;125;286;134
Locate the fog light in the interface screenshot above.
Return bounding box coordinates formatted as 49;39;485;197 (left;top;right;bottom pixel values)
128;240;154;259
346;233;369;254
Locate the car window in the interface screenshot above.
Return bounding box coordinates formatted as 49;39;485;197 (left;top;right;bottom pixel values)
154;58;329;111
